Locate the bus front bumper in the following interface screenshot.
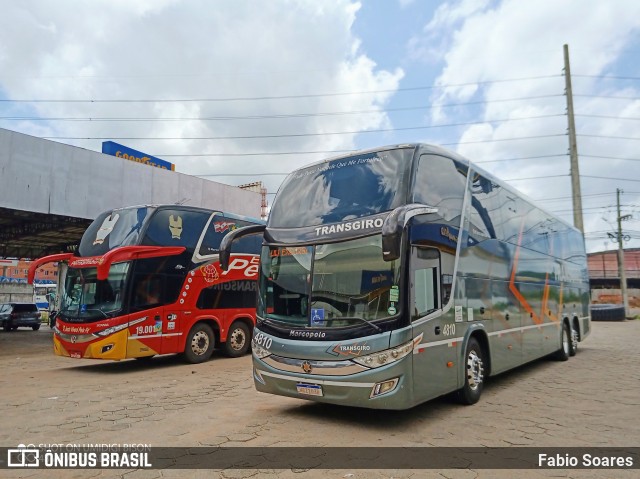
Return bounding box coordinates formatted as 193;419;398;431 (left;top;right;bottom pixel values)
53;329;130;360
252;356;413;410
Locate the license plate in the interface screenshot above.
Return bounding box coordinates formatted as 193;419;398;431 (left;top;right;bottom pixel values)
69;352;82;359
296;383;323;396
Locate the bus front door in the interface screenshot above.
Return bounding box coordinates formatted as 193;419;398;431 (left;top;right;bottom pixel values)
127;306;164;358
410;246;458;401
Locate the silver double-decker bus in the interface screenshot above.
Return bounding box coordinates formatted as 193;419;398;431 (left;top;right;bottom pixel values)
221;143;590;409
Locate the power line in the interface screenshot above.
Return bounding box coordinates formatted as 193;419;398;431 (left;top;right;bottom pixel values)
161;151;567;160
581;154;640;162
475;154;566;164
550;205;622;214
2;114;563;134
447;134;566;146
576;114;640;121
578;134;640;141
503;174;567;181
534;192;616;203
574;94;640;101
0;76;562;103
0;109;566;122
197;172;571;181
162;149;355;157
573;74;640;81
581;175;640;183
41;130;568;142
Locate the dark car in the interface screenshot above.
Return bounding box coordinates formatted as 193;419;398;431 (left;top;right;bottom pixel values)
0;303;42;331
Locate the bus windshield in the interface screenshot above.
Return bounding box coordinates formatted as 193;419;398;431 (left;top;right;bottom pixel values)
59;263;129;322
259;236;401;329
78;207;153;257
268;148;413;228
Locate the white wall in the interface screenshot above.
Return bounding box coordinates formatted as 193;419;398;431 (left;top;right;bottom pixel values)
0;128;261;219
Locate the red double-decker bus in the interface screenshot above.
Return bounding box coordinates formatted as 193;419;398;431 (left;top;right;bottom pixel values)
28;205;264;363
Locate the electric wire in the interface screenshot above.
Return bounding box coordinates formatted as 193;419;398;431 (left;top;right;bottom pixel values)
0;75;562;103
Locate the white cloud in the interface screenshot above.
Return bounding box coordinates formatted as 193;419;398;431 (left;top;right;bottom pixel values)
0;0;403;198
411;0;640;252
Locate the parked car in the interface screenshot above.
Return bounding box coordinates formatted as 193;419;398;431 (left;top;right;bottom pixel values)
0;303;42;331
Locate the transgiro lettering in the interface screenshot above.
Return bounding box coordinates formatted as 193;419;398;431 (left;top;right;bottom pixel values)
314;218;384;236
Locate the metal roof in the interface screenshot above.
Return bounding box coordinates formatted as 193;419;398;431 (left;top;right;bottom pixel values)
0;207;90;259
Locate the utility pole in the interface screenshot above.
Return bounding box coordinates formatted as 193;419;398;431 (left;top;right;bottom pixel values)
616;188;629;317
563;44;584;233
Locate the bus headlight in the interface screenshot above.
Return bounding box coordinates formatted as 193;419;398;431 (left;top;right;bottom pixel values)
252;341;271;359
94;323;129;338
351;338;415;369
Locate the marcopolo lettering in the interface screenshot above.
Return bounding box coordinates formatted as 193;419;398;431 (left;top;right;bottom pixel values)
289;330;326;338
314;218;384;236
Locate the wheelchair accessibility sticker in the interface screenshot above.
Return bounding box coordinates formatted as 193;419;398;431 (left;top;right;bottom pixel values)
311;308;325;326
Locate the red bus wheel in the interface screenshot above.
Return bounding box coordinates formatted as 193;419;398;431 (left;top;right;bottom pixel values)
223;321;250;358
184;323;215;363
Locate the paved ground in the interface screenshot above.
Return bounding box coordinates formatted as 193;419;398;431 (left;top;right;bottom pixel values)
1;320;639;479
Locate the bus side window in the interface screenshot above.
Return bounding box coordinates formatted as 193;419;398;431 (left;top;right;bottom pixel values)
441;274;453;305
414;267;438;319
132;275;162;309
411;247;441;320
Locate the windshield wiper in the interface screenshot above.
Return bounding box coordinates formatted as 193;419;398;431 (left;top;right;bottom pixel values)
335;316;383;333
83;308;109;319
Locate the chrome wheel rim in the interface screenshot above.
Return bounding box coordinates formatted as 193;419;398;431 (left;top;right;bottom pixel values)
562;327;570;354
466;350;484;391
571;326;579;352
191;331;210;356
229;327;246;351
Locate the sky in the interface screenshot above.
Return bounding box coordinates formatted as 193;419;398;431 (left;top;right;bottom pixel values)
1;0;640;253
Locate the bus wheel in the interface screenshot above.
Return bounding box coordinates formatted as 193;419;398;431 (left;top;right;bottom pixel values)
569;321;579;357
457;338;485;405
223;321;250;358
184;323;215;363
32;325;40;331
554;322;571;361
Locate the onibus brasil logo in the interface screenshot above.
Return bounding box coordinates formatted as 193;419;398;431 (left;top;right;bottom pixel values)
6;444;152;468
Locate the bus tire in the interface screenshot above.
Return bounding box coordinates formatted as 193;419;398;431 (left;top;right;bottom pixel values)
569;320;579;356
554;322;571;361
456;337;485;405
222;321;250;358
32;325;40;331
183;323;215;363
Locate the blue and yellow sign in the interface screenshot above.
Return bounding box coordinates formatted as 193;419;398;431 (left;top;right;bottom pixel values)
102;141;175;171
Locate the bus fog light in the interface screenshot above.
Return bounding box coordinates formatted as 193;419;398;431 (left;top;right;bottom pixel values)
101;344;114;353
371;378;399;398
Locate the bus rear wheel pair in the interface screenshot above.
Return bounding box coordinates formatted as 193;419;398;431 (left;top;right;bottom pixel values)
183;321;251;364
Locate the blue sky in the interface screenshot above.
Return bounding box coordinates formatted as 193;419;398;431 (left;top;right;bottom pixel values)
1;0;639;253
